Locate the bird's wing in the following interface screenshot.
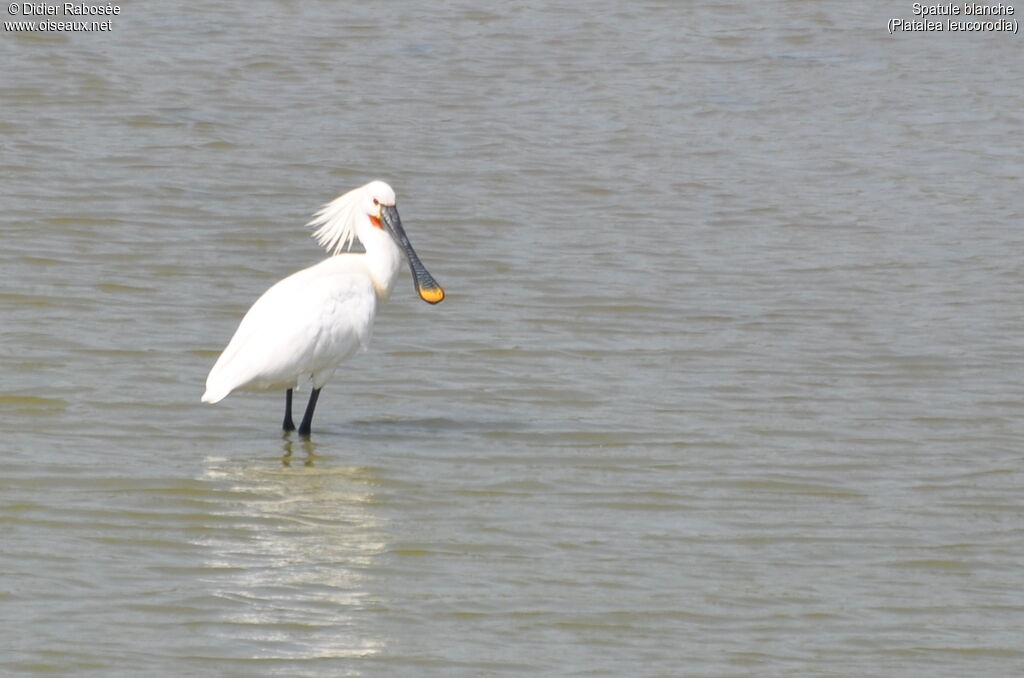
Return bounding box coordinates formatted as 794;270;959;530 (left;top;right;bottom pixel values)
203;258;377;400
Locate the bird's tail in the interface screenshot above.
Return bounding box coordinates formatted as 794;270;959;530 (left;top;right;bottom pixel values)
201;372;232;403
200;387;227;404
202;349;238;404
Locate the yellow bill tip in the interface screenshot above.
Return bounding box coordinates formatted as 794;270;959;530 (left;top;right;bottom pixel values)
418;285;445;304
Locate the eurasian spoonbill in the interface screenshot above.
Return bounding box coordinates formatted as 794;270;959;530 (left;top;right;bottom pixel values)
201;180;444;436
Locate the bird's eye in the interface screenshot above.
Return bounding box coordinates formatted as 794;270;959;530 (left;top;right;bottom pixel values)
372;198;379;205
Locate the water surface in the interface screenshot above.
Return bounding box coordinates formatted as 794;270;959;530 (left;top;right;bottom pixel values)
2;3;1023;676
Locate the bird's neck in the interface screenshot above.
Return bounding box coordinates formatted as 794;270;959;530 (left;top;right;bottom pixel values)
363;231;404;301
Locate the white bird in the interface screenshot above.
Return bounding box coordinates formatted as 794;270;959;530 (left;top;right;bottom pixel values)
201;180;444;436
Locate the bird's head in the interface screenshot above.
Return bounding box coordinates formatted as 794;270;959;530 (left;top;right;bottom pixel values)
361;180;397;230
308;181;445;304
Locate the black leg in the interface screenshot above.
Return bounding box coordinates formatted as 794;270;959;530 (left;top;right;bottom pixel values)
283;389;296;432
298;387;321;437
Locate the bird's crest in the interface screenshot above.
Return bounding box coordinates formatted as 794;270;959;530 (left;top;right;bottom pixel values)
307;185;364;255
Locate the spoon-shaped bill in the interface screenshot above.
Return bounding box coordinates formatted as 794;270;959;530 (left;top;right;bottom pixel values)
380;205;445;304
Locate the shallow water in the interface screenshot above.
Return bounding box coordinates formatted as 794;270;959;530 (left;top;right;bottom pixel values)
2;3;1023;676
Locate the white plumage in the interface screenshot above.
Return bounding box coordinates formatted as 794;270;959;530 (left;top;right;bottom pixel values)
200;259;376;402
202;180;444;436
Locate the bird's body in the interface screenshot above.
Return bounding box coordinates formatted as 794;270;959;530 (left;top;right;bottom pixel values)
201;256;378;403
202;180;444;436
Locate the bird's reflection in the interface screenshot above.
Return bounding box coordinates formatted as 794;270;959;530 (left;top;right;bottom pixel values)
195;446;387;660
281;435;317;467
